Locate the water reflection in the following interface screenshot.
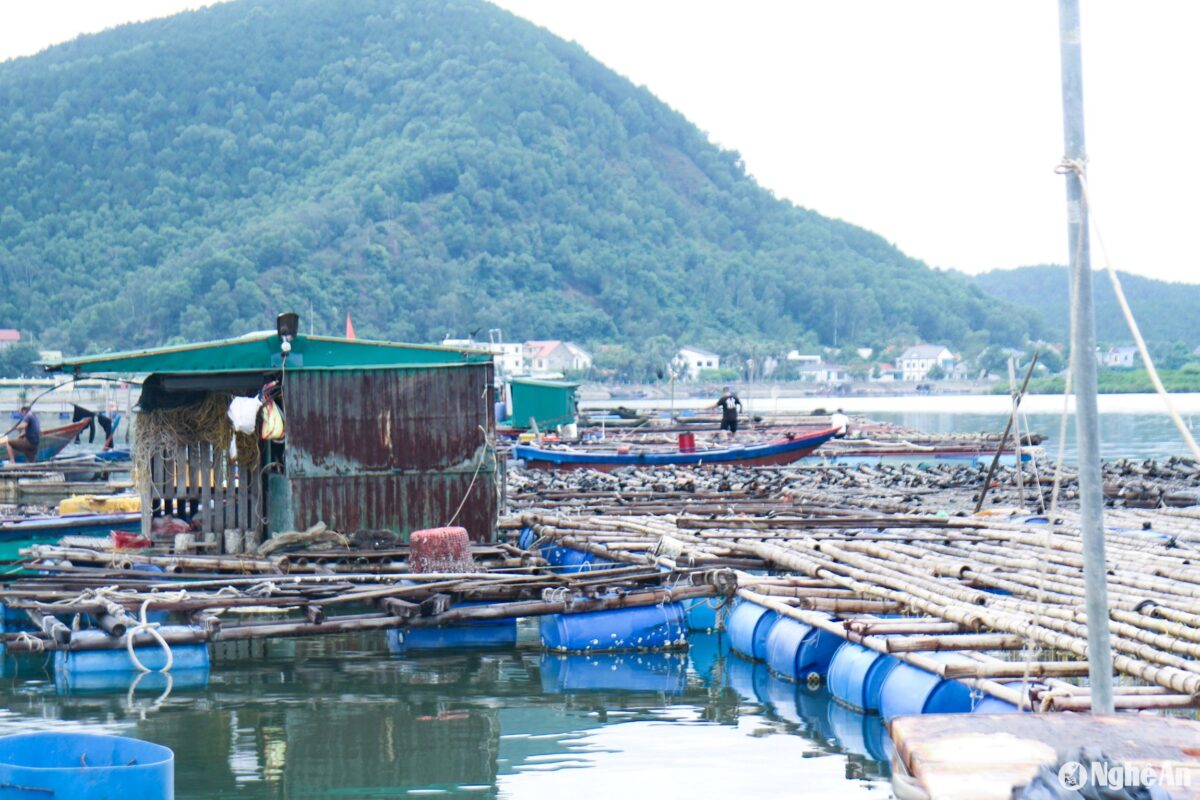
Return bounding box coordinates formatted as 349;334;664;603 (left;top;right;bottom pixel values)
0;631;894;798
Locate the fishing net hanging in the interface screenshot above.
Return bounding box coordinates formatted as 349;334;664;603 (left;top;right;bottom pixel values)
133;392;260;492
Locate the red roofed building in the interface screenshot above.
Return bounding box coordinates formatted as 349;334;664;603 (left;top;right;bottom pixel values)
523;340;592;373
0;329;20;350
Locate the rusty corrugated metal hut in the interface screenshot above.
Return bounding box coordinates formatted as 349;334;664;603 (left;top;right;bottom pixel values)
49;331;499;544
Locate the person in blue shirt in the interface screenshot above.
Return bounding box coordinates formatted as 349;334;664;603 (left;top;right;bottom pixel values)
6;405;41;462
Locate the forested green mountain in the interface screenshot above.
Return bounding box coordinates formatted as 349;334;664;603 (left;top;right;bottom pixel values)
0;0;1039;357
972;266;1200;348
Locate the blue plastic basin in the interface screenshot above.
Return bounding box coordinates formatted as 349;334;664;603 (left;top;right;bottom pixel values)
0;732;173;799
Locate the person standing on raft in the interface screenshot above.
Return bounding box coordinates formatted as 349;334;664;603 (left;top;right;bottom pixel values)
830;408;850;438
5;405;41;461
712;387;743;435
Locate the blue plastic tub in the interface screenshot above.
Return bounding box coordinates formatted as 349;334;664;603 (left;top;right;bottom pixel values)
727;601;778;661
0;732;173;798
878;652;976;722
539;652;687;693
540;603;686;652
827;642;900;713
763;616;842;682
54;627;210;675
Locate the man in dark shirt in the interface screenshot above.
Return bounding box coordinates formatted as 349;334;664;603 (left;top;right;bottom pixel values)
712;387;743;435
6;405;41;462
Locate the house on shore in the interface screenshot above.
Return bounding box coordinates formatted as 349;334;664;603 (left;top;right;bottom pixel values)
797;363;851;384
524;340;592;373
899;344;955;382
675;346;720;381
1100;345;1138;369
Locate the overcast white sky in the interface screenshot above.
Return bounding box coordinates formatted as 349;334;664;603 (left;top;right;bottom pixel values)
3;1;1198;284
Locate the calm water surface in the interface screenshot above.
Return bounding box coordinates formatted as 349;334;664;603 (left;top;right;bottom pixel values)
0;627;894;799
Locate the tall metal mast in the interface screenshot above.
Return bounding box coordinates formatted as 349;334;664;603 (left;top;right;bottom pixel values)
1057;0;1114;714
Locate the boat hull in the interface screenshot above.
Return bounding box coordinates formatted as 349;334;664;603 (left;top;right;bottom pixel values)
513;429;838;471
5;421;92;464
0;511;138;560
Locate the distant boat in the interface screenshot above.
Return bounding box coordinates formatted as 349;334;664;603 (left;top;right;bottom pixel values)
513;428;838;471
2;420;92;464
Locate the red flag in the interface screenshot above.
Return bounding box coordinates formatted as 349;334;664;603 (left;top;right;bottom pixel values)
345;313;356;340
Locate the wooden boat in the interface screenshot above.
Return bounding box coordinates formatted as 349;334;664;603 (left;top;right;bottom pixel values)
2;420;92;464
0;511;138;560
513;428;838;471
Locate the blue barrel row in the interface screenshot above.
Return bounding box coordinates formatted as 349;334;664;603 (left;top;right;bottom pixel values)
726;599;1021;720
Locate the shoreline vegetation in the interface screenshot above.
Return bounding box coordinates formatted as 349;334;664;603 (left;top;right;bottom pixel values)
1003;369;1200;396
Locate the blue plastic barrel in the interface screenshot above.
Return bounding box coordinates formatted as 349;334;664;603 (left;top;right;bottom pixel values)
55;627;210;675
971;681;1025;714
0;602;36;635
539;543;571;567
763;616;843;682
827;642;900;713
0;732;173;798
727;601;778;661
878;652;976;722
517;526;537;551
540;652;687;693
386;602;519;653
558;548;617;574
540;603;686;653
685;598;721;632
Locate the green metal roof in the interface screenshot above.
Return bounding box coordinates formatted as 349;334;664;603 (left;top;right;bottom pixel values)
47;332;493;375
509;377;579;389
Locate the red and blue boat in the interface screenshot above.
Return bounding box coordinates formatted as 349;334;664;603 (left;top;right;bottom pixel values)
513;428;839;471
3;420;92;464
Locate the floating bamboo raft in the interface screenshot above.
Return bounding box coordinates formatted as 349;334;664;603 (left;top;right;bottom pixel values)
502;461;1200;712
5;457;1200;718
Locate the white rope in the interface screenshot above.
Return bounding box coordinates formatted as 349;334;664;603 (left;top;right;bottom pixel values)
13;631;44;652
123;596;173;673
1057;158;1200;461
